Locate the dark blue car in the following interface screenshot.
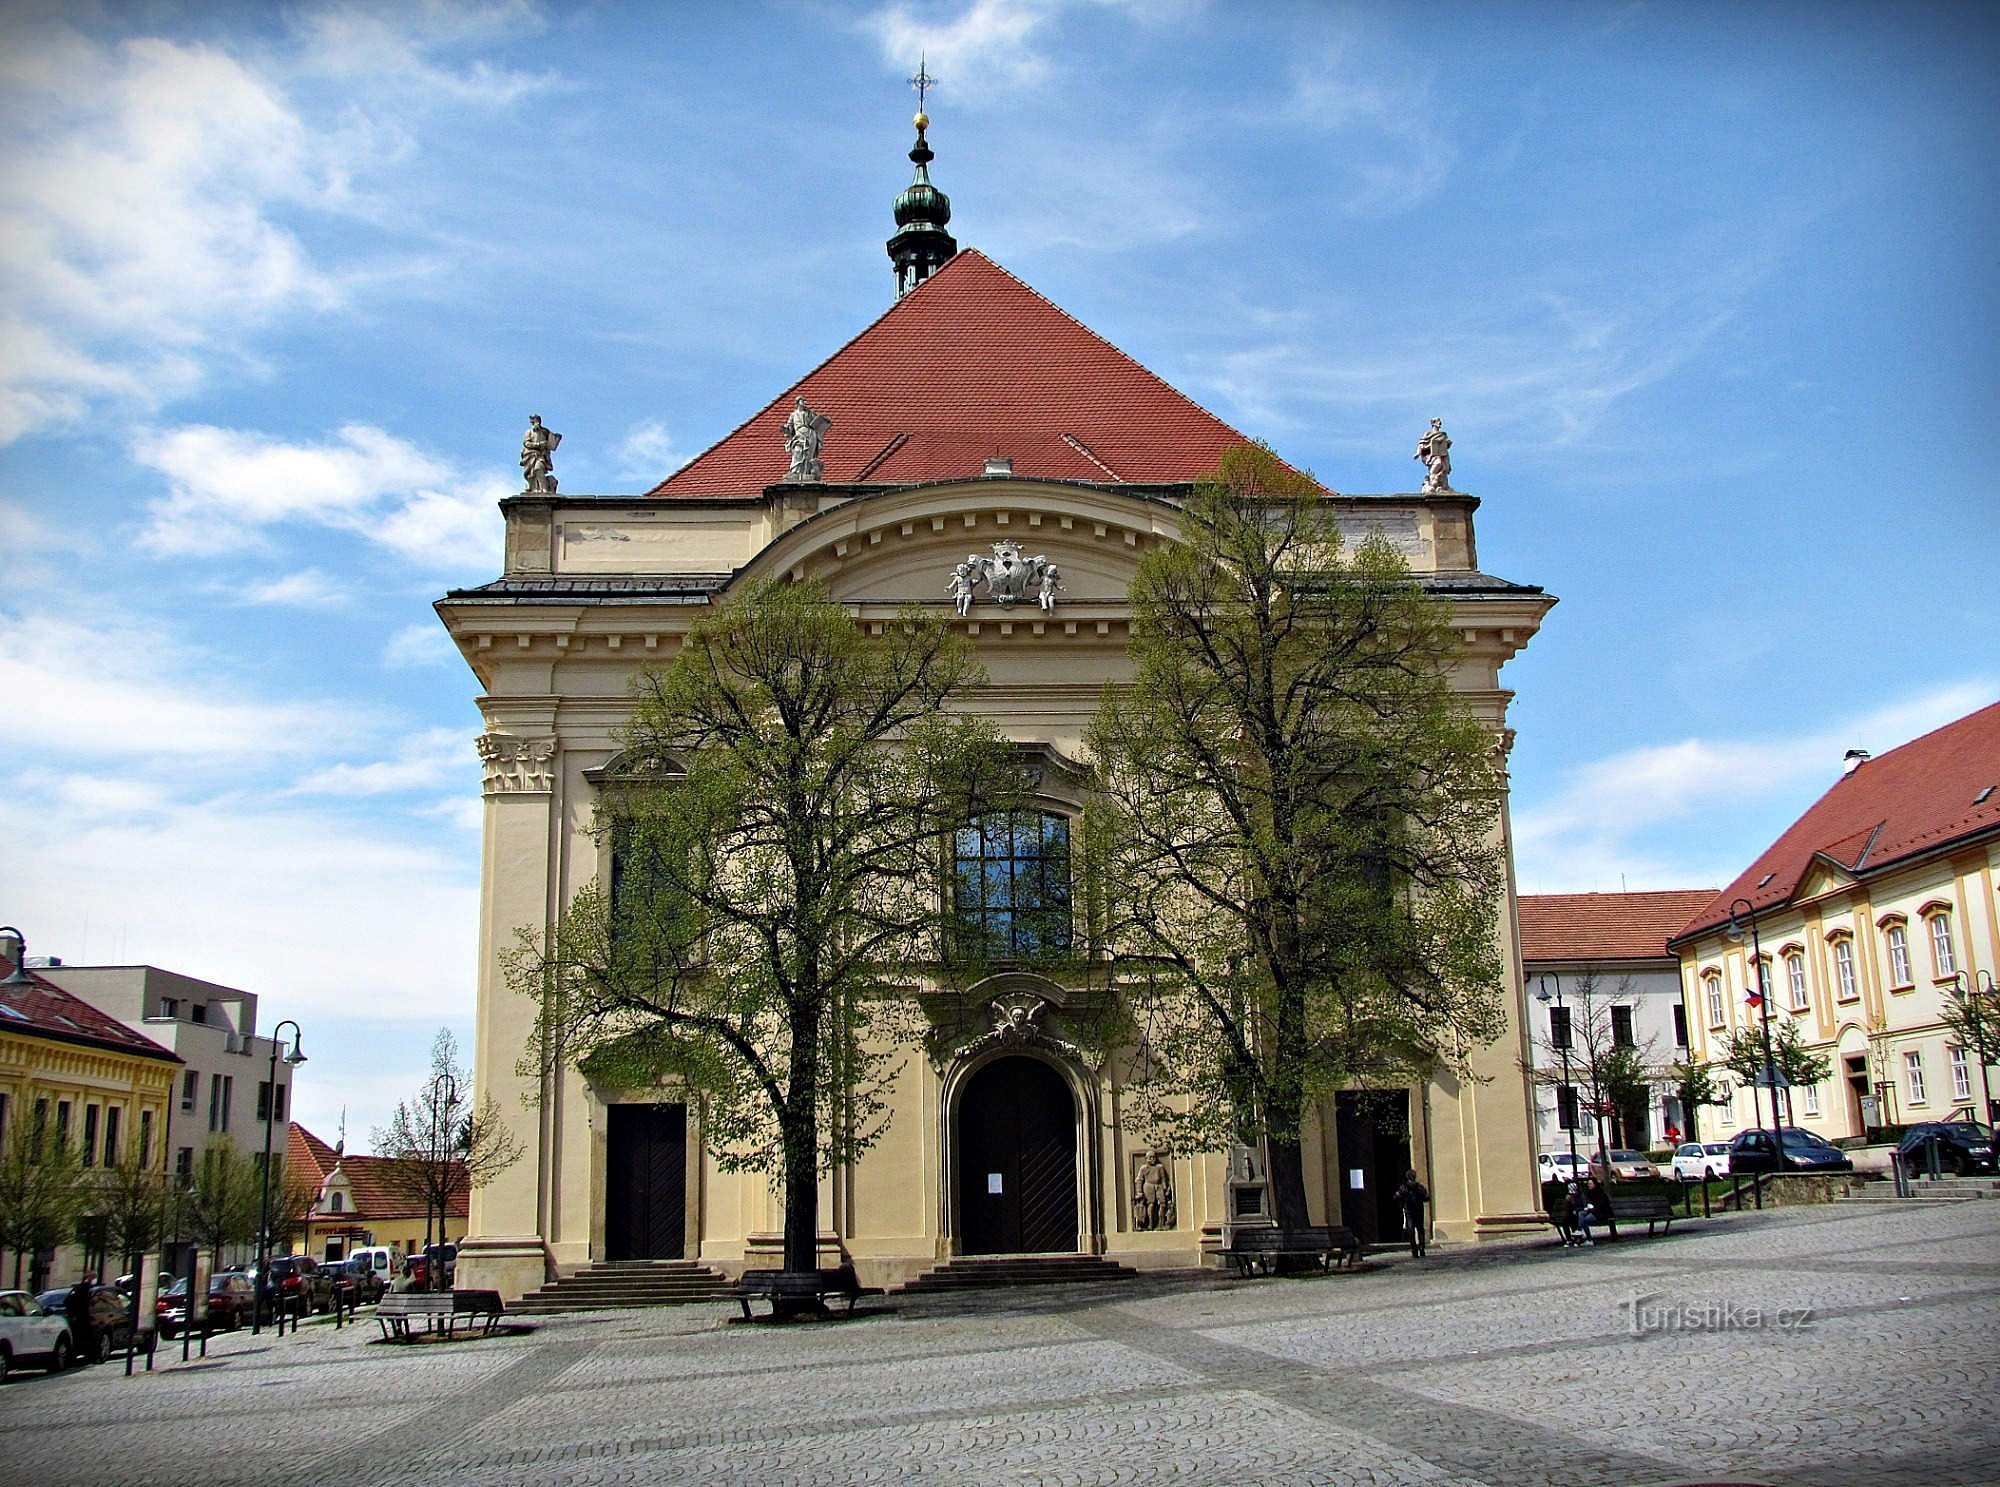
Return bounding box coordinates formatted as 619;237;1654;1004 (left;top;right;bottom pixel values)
1727;1127;1854;1173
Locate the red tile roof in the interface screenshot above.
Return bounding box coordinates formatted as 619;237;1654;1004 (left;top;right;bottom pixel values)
0;960;180;1064
650;249;1320;497
1519;891;1719;963
289;1123;466;1222
1673;699;2000;944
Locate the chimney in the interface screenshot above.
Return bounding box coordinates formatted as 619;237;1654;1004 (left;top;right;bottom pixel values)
1842;748;1871;775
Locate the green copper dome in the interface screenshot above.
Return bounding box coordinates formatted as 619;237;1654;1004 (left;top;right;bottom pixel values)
887;113;957;298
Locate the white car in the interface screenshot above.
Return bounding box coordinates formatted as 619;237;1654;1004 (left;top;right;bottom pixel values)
1670;1141;1733;1181
1536;1151;1590;1183
0;1289;74;1381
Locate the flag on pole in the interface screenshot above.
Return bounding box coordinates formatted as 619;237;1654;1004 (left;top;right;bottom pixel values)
1744;988;1764;1009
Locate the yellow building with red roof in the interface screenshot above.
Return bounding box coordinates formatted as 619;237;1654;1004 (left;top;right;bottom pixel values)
1670;701;2000;1140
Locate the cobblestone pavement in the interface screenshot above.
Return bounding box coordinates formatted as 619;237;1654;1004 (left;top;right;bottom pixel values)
4;1199;1995;1487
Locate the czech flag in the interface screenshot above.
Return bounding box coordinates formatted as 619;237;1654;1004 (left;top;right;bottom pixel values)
1744;988;1764;1009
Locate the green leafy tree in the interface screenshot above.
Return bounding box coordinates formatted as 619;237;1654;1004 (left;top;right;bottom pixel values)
1938;977;2000;1120
96;1145;171;1276
1085;443;1508;1231
513;577;1009;1281
0;1115;84;1288
262;1162;323;1259
372;1028;522;1282
1667;1059;1724;1141
182;1137;261;1278
1717;1020;1833;1127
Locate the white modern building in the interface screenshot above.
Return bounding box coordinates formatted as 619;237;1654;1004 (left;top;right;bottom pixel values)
36;965;303;1189
1519;890;1716;1156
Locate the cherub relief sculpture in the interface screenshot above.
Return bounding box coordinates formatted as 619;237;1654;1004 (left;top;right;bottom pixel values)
945;540;1058;613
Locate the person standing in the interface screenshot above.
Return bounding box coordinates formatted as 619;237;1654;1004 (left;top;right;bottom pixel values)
1393;1169;1430;1258
65;1278;99;1364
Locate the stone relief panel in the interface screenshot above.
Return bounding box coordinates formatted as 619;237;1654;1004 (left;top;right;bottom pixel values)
478;732;557;795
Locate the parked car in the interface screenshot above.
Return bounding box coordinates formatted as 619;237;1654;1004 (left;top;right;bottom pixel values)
156;1272;258;1336
1727;1127;1854;1174
347;1246;401;1295
1589;1148;1659;1181
1536;1152;1590;1183
0;1290;73;1380
34;1285;132;1359
1896;1121;1997;1176
258;1255;334;1315
323;1257;385;1304
1670;1141;1734;1181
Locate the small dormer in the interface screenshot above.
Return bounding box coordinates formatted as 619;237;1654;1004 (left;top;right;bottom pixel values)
318;1159;355;1217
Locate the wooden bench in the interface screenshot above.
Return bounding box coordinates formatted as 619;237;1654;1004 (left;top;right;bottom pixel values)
376;1289;506;1340
730;1263;883;1319
1605;1195;1676;1236
1219;1224;1364;1276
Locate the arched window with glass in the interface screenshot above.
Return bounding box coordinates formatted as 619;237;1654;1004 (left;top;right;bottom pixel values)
953;810;1073;959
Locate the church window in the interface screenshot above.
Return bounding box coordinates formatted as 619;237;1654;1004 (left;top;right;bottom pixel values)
953;811;1073;958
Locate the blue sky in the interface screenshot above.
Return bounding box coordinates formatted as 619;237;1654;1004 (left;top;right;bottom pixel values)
2;0;1994;1148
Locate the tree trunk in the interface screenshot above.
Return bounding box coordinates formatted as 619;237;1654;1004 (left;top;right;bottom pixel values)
1265;1135;1312;1231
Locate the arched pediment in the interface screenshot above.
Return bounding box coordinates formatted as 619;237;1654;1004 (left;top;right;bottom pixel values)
729;479;1183;609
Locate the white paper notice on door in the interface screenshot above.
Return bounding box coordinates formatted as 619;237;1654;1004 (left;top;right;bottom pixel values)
1348;1168;1365;1190
988;1173;1004;1194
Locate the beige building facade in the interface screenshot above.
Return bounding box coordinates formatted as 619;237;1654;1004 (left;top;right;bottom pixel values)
1671;704;2000;1142
438;170;1555;1298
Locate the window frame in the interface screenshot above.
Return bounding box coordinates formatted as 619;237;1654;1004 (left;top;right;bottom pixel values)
1884;922;1912;989
1927;911;1957;979
951;808;1076;960
1830;935;1859;1003
1904;1048;1928;1105
1785;950;1809;1013
1704;972;1726;1029
1950;1046;1972;1102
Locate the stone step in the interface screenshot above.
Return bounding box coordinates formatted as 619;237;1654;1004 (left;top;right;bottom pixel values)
895;1255;1137;1294
513;1259;734;1313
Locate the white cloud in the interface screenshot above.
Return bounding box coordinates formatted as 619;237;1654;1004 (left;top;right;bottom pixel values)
1;770;479;1026
1513;680;1999;893
240;567;349;608
860;0;1180;101
384;622;456;670
292;1;556;107
131;422;503;571
615;419;684;483
1278;37;1457;218
290;727;469;798
0;22;348;440
0;608;359;763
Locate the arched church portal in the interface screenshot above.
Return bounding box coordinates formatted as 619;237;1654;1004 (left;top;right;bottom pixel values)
955;1056;1079;1254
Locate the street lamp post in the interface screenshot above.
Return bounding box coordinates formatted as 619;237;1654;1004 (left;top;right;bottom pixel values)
252;1020;306;1336
1535;974;1581;1167
427;1073;457;1293
1725;898;1784;1167
0;925;34;984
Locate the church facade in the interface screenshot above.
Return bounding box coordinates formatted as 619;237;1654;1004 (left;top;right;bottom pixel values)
439;121;1554;1299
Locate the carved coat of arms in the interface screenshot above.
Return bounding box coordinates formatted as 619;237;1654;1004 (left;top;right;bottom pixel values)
946;540;1062;614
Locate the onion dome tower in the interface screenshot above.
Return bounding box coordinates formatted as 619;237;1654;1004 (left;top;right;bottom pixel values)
887;63;957;298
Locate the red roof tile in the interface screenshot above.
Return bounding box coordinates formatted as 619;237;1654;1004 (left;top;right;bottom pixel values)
0;960;180;1064
650;249;1320;497
1519;891;1719;963
1673;699;2000;944
290;1123;466;1223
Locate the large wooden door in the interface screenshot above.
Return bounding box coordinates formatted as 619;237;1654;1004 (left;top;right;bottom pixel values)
1334;1089;1413;1247
605;1103;687;1261
958;1057;1077;1254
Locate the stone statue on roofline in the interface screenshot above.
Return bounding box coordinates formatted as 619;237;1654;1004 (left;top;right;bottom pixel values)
1414;417;1452;493
781;396;831;482
521;415;562;494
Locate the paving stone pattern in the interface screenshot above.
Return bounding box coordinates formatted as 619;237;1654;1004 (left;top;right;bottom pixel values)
3;1199;1995;1486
